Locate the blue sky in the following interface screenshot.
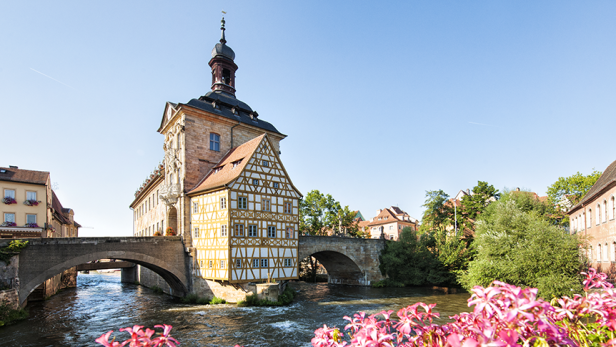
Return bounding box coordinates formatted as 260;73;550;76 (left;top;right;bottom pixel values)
2;1;615;236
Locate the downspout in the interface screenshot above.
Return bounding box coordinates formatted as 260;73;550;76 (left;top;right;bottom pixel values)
230;120;240;149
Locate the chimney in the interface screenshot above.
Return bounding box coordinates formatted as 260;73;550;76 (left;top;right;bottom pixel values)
9;165;18;169
376;209;382;216
466;189;470;195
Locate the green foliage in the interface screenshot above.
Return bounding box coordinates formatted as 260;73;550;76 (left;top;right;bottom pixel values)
0;302;28;328
371;279;404;288
546;170;602;226
379;228;454;287
0;240;29;265
459;181;500;227
209;296;226;305
237;286;296;307
151;285;164;294
420;190;453;233
460;199;584;299
299;190;359;236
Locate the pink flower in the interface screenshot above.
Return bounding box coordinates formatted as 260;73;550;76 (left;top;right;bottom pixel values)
95;331;124;347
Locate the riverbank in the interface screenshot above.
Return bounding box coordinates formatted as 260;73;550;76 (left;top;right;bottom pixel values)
0;302;27;327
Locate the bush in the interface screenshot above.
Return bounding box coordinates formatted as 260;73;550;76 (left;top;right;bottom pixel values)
209;296;226;305
0;302;28;327
165;227;175;236
371;279;404;288
151;286;164;294
237;286;296;307
460;199;583;299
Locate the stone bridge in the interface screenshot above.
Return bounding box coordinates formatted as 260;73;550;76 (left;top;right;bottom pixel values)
298;236;386;286
1;235;386;306
3;237;189;305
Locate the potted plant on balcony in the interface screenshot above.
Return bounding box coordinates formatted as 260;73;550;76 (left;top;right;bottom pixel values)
25;223;39;228
165;227;176;236
153;230;162;236
23;199;39;206
1;222;17;227
2;197;16;205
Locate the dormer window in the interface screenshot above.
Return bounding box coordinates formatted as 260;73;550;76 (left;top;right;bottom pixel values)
214;166;224;174
222;68;231;85
232;159;243;169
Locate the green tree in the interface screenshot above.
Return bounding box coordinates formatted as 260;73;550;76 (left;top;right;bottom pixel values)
546;170;602;226
460;199;584;299
299;190;339;236
419;190;453;233
459;181;500;231
379;228;451;286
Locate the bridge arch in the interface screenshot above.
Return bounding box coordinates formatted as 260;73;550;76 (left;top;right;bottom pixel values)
298;236;386;286
13;237;189;305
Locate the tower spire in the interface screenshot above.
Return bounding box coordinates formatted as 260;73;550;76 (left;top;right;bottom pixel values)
220;14;227;45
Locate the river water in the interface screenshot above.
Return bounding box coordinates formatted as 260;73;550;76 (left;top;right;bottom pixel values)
1;273;471;346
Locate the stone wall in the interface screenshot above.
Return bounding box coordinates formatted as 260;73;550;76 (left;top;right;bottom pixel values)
0;289;19;310
137;265;173;294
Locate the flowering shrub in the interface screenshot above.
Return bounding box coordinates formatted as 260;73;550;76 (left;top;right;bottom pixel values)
96;324;179;347
312;268;616;347
2;197;16;205
0;222;16;227
25;223;39;228
23;199;39;206
154;231;163;236
165;227;175;236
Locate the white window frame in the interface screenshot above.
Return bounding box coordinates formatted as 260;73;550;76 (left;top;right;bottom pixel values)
261;259;268;268
262;160;269;167
193;202;199;213
284;202;292;214
235;224;244;237
220;197;227;209
252;179;259;186
238;196;247;209
236;259;242;268
262;199;270;211
26;191;37;201
26;214;36;224
220;260;225;269
248;224;258;237
4;213;15;223
268;226;276;238
273;182;279;189
4;189;15;199
253;259;259;268
221;225;228;237
194;227;199;238
210;133;220;152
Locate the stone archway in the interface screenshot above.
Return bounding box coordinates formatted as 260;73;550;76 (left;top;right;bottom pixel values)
301;251;366;285
167;206;178;234
14;237;189;305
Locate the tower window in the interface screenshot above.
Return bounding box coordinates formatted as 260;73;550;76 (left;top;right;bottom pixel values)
222;68;231;85
210;133;220;152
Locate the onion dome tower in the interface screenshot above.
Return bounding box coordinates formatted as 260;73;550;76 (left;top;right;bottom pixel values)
209;16;238;96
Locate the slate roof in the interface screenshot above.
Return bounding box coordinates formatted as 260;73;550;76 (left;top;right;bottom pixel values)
570;159;616;212
183;90;282;135
188;134;265;195
0;167;49;185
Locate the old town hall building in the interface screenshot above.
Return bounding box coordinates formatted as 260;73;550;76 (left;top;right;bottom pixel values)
129;19;302;301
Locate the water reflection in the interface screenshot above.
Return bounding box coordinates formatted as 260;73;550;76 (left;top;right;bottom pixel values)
1;274;470;347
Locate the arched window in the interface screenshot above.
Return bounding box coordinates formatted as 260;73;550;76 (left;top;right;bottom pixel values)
589;209;592;228
605;243;609;262
589;246;593;262
598;244;602;263
604;200;608;223
597;204;601;225
613;241;616;262
222;68;231;85
612;196;615;220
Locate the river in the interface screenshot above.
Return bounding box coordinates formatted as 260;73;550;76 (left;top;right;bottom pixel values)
0;273;471;346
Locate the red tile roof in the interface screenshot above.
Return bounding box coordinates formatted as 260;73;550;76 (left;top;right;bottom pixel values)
570;159;616;213
188;134;265;195
0;166;49;185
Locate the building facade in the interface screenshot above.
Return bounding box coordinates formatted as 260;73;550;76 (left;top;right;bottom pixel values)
568;159;616;276
130;19;300;301
360;206;418;240
0;165;80;300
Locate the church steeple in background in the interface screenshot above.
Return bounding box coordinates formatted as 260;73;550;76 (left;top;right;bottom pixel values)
209;15;238;97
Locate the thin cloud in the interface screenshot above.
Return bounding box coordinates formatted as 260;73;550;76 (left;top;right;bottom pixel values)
468;121;502;128
30;68;76;90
